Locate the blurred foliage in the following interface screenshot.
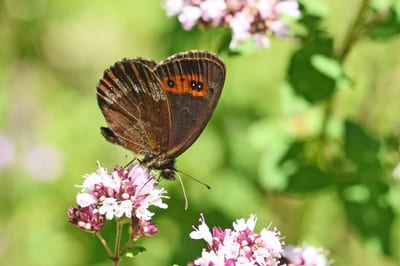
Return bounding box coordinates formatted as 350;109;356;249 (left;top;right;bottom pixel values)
1;0;400;266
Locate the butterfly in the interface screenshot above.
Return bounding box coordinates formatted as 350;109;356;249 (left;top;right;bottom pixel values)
97;50;226;180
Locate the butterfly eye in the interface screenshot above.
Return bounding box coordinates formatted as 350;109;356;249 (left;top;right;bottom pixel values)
167;79;175;88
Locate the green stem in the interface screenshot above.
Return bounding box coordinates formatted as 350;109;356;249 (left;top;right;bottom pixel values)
318;0;371;162
336;0;371;60
95;232;113;258
119;221;140;256
359;8;391;39
318;97;334;168
119;237;136;257
112;222;124;265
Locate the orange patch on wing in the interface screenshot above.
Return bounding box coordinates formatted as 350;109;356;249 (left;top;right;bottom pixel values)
160;74;208;97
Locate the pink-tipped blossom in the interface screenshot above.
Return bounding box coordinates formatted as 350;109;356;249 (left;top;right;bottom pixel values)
163;0;301;49
68;205;105;232
138;219;158;236
68;162;168;233
280;244;332;266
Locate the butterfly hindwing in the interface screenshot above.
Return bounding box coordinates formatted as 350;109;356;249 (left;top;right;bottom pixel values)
154;51;226;157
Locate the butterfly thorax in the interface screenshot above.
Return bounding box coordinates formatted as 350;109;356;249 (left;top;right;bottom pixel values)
142;154;176;180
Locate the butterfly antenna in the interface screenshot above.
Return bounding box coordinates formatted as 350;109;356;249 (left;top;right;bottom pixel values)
136;173;158;196
175;172;189;210
177;170;211;190
124;157;143;169
124;158;135;168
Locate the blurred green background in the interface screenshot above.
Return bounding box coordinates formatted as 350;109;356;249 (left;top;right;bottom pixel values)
1;0;400;265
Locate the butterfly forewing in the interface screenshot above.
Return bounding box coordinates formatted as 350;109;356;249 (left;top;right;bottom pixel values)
97;59;171;156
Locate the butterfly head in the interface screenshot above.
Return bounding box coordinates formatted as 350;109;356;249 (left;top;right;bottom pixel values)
143;154;176;180
160;168;176;180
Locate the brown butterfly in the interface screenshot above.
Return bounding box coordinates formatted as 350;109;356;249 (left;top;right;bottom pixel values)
97;50;226;180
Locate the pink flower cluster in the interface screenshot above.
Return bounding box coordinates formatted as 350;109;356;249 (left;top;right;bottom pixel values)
163;0;301;49
189;214;332;266
68;162;168;234
280;244;332;266
189;214;284;265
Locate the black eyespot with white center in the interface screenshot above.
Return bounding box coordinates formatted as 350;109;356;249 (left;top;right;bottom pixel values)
167;79;175;88
190;80;204;91
190;80;197;90
196;81;203;91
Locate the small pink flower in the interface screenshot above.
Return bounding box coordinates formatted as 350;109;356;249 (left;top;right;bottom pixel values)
276;0;301;18
257;0;273;19
200;0;226;23
393;163;400;180
0;131;15;170
281;244;332;266
135;204;155;220
233;213;257;231
115;200;133;218
189;213;213;246
229;12;252;48
269;20;290;38
163;0;184;16
179;5;202;30
253;33;271;48
99;197;118;220
76;192;97;207
138;220;158;236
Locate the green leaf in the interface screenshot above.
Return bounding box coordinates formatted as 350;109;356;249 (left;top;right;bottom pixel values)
285;164;333;193
279;141;309;165
344;121;380;164
371;0;395;11
295;7;328;39
338;182;394;254
125;246;147;257
217;30;236;55
310;54;344;79
299;0;330;17
166;21;229;54
369;10;400;40
288;38;336;103
395;0;400;18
